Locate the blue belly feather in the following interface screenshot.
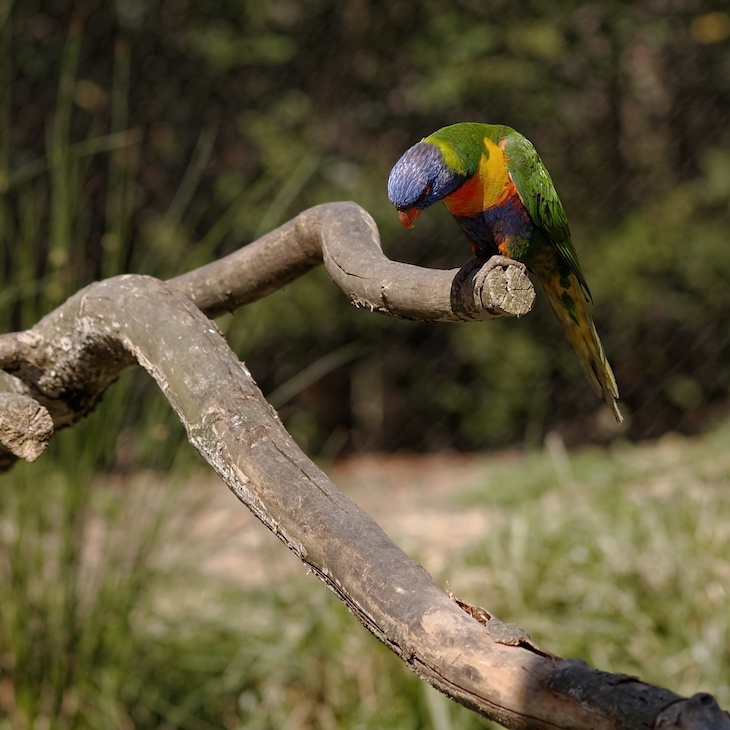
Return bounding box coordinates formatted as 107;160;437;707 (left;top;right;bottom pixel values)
454;197;533;258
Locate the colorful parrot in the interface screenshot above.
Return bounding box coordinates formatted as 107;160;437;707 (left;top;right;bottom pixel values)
387;122;622;424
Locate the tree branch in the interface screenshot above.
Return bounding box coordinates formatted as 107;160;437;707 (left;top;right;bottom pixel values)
0;204;726;729
167;202;535;321
0;202;533;449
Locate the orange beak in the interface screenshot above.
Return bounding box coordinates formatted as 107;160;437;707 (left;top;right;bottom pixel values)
397;208;421;229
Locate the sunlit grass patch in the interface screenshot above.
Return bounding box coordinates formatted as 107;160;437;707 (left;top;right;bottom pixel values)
458;428;730;706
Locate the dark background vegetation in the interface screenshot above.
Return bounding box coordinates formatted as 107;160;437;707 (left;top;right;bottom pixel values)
3;0;730;461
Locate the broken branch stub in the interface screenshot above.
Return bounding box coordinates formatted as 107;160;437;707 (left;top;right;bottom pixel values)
0;393;54;468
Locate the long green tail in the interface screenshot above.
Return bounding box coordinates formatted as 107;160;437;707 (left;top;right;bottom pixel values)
538;270;623;425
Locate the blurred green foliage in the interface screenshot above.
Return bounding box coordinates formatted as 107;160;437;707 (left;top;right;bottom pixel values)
2;1;730;455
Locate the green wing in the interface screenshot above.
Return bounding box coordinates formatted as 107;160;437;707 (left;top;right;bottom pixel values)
502;131;592;302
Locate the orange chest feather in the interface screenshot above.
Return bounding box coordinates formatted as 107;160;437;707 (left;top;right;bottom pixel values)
443;137;517;217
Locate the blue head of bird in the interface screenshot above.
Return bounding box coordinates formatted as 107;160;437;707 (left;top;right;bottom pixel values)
387;142;466;227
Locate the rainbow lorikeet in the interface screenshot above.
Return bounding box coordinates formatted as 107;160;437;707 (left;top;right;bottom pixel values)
387;122;622;424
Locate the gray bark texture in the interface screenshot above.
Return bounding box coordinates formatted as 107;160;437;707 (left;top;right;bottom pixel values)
0;202;727;729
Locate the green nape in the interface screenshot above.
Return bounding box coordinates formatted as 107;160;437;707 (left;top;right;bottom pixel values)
424;122;516;177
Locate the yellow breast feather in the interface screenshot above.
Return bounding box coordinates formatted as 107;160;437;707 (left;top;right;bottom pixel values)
443;137;514;217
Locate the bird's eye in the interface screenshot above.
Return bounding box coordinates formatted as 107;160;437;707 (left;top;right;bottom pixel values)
423;184;432;197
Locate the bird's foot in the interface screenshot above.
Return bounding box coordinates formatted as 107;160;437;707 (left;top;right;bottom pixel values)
473;255;528;294
481;254;527;274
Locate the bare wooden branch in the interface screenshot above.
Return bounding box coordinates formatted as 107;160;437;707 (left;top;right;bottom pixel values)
167;202;535;321
0;204;724;728
0;202;533;450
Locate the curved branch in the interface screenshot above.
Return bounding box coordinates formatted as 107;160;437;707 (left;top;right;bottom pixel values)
0;202;533;441
167;202;535;321
0;272;726;729
0;206;725;728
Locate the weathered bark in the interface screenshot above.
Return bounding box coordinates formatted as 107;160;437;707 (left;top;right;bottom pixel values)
0;202;533;447
0;203;726;729
167;201;535;321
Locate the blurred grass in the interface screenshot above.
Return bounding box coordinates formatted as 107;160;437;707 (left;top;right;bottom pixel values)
2;421;729;728
457;425;730;707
